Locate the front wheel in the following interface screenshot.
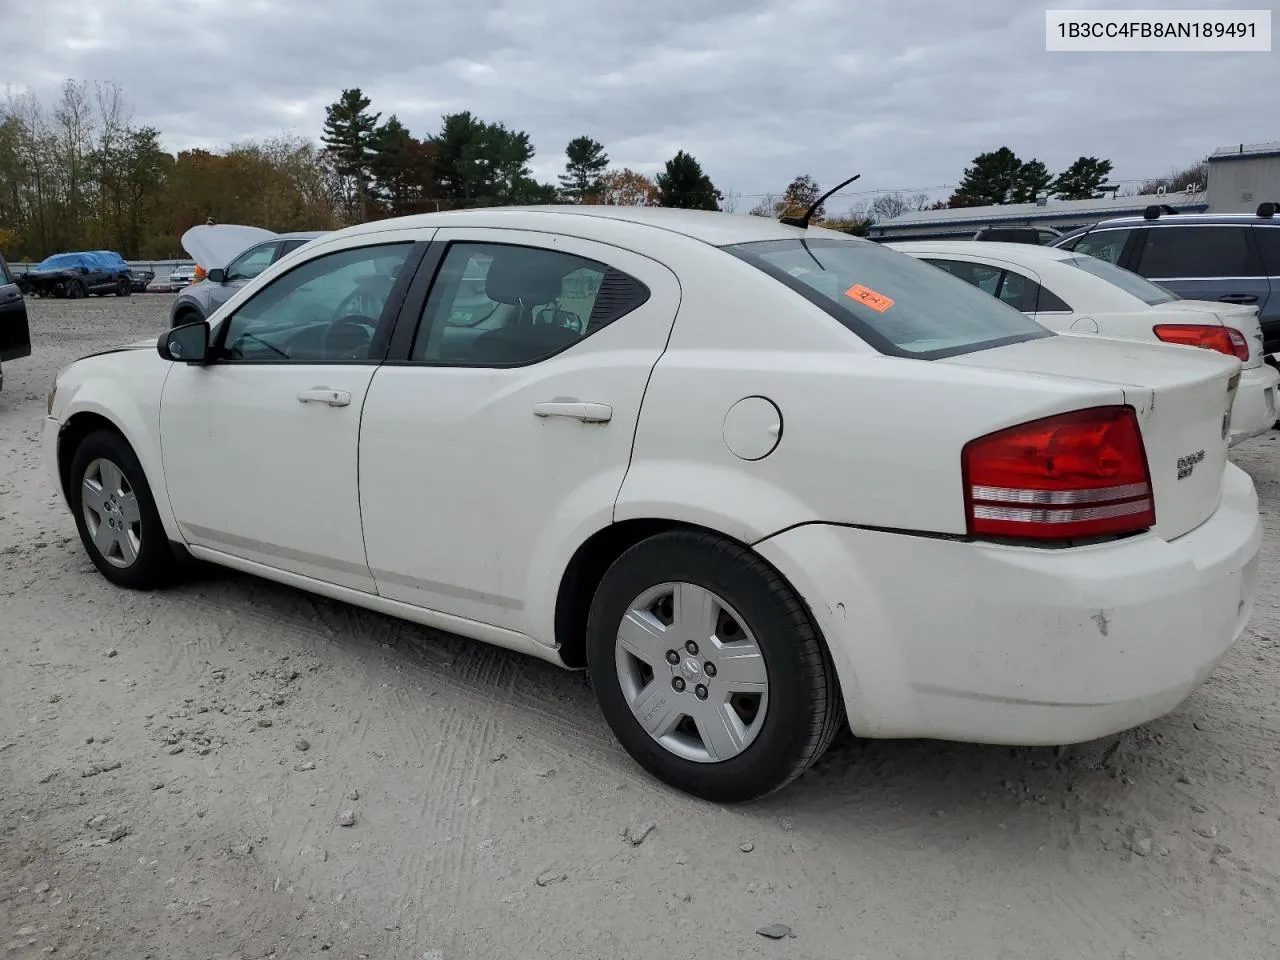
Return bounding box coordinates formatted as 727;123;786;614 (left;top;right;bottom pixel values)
68;429;175;590
67;279;86;299
116;277;131;297
585;530;844;802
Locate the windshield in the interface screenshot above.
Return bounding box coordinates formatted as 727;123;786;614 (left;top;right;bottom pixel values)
1064;255;1178;306
725;237;1052;359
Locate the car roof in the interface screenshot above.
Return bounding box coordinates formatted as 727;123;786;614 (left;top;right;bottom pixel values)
331;205;855;248
888;240;1077;262
277;231;327;240
1088;212;1280;229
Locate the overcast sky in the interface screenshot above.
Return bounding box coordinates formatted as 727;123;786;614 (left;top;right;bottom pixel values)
4;0;1275;210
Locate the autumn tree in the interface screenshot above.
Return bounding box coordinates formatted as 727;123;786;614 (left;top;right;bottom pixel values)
779;175;823;221
321;88;380;220
656;150;721;210
559;136;609;202
590;168;660;206
1051;156;1114;200
370;116;434;214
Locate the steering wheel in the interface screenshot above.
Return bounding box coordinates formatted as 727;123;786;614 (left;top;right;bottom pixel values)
320;315;376;360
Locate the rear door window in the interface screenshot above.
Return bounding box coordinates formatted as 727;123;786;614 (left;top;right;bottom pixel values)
1135;226;1262;279
1071;229;1133;264
726;238;1051;359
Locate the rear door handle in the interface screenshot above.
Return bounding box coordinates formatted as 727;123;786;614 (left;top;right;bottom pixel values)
532;400;612;423
297;387;352;407
1219;294;1258;304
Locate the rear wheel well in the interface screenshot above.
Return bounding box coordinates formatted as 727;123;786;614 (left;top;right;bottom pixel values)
555;519;743;668
58;413;125;503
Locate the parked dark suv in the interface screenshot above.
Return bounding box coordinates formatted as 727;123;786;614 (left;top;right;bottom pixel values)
1053;202;1280;354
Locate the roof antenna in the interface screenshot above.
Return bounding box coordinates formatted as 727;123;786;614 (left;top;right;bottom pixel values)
780;173;862;228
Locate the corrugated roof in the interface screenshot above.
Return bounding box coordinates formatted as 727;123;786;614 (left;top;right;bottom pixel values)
1210;141;1280;160
873;192;1207;229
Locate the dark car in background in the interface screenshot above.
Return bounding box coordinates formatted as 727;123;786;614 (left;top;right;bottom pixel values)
973;225;1064;245
1053;202;1280;354
17;250;133;299
128;268;155;292
0;252;32;393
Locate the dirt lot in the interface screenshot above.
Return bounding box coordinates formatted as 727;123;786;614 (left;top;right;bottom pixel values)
2;295;1280;960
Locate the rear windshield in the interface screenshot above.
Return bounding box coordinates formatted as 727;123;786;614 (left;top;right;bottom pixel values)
1064;255;1178;306
725;237;1052;359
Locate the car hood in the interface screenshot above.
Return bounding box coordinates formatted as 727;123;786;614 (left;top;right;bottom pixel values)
180;224;276;271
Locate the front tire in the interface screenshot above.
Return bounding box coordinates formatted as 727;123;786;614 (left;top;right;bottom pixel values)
67;280;86;299
68;429;174;590
585;530;844;802
116;277;131;297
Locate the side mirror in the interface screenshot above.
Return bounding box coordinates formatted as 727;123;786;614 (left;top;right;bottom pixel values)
207;268;226;283
158;321;210;363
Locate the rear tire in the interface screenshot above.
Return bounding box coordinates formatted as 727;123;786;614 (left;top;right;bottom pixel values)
585;530;844;802
68;429;176;590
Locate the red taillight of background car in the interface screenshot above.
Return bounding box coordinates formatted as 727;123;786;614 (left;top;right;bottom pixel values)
962;406;1156;542
1153;323;1249;361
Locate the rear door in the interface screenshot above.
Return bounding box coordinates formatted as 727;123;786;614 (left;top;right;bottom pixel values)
1129;225;1272;340
0;254;31;363
358;229;680;637
1251;225;1280;350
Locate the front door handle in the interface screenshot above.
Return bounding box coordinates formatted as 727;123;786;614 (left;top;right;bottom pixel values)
297;387;352;407
1219;294;1258;304
532;400;612;423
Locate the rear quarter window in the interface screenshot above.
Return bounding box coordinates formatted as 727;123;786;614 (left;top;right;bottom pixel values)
726;238;1052;359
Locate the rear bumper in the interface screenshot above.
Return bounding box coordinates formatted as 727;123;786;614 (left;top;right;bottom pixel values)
754;463;1261;745
1229;362;1279;444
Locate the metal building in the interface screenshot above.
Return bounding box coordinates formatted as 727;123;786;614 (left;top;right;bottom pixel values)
1207;142;1280;213
865;191;1208;242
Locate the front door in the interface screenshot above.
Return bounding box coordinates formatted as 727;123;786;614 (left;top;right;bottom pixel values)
160;238;421;592
359;229;681;639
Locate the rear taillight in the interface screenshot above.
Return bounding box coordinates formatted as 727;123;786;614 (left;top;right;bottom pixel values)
1153;323;1249;361
962;405;1155;542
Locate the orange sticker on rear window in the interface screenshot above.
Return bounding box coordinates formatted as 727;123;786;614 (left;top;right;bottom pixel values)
844;285;896;312
844;284;894;312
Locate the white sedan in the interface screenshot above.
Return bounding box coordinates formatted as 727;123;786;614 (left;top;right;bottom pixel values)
44;207;1260;801
889;240;1279;445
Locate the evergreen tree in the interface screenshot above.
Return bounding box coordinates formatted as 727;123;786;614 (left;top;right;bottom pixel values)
1051;156;1114;200
558;136;609;202
656;150;720;210
321;88;380;217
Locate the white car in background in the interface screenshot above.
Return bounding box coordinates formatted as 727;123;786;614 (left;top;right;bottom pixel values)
890;241;1279;445
44;207;1260;801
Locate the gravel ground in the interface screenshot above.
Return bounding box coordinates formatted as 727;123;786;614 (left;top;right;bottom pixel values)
2;294;1280;960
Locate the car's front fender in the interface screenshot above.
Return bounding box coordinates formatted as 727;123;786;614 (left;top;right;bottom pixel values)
51;351;181;542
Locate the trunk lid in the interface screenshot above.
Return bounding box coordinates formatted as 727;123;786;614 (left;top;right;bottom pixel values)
945;335;1240;541
1156;299;1265;367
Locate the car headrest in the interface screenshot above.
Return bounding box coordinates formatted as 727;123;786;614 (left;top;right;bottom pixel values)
483;249;567;306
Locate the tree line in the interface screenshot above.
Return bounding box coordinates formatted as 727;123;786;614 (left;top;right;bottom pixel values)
0;82;724;260
0;79;1211;260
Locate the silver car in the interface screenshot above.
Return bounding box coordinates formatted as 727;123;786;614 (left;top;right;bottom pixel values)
169;226;326;328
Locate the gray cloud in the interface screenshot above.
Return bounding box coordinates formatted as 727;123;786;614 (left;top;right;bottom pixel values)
5;0;1273;211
